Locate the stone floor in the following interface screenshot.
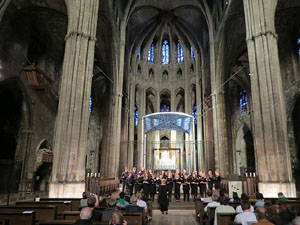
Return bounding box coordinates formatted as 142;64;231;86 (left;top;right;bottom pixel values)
150;210;198;225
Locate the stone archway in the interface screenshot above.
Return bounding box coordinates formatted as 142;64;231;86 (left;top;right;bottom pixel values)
235;124;255;175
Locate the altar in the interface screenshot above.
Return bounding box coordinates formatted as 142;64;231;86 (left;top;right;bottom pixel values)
153;148;180;170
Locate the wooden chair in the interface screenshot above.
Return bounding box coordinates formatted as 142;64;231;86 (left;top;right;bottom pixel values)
217;213;236;225
206;207;217;225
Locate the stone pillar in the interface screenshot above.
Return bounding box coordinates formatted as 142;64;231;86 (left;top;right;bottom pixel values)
0;0;10;23
243;0;296;197
137;86;145;169
49;0;99;198
127;80;135;169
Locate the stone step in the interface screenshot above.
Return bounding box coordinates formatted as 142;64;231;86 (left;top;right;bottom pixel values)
151;200;196;210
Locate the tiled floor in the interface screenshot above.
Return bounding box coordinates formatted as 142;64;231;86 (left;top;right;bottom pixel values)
151;210;198;225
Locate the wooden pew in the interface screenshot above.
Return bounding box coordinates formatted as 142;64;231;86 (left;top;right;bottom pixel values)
62;211;80;220
39;198;81;211
38;220;108;225
0;206;57;221
15;201;71;219
206;207;217;225
0;220;8;225
217;213;236;225
0;212;35;225
124;212;143;225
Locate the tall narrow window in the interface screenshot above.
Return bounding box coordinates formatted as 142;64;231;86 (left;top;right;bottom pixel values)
191;46;195;59
138;48;141;60
162;40;170;65
240;90;248;114
297;35;300;62
148;43;154;63
160;104;170;112
89;96;92;115
177;42;184;63
134;105;139;126
192;105;197;125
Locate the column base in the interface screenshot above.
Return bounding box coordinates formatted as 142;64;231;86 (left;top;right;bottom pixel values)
49;182;85;198
258;182;296;198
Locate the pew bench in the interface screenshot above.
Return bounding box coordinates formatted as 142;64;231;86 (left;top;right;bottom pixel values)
16;201;71;219
217;212;236;225
39;198;80;211
0;212;35;225
0;206;57;221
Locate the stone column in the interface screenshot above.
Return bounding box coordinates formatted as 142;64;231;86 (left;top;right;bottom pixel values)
243;0;296;197
49;0;99;198
0;0;10;23
127;80;135;169
137;86;145;169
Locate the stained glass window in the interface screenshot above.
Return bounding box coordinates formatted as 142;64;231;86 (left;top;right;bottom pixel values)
240;90;248;114
148;43;154;63
162;40;170;65
89;96;92;115
192;105;197;125
297;37;300;61
138;48;141;60
160;104;170;112
191;46;195;59
177;42;184;63
134;105;139;126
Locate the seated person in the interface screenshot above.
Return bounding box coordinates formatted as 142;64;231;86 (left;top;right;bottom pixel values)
214;196;235;225
117;192;129;209
109;211;127;225
234;200;257;225
236;194;254;214
73;207;93;225
102;199;118;222
277;192;288;202
136;193;147;211
80;192;90;208
202;191;213;203
255;192;265;208
87;196;102;222
99;193;112;207
255;207;274;225
204;194;220;212
125;195;143;213
229;192;240;203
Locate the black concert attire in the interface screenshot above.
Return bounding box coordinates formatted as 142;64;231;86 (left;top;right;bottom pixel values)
190;177;198;201
142;177;150;199
120;171;129;192
182;177;190;202
214;175;221;190
158;184;169;212
149;178;157;202
125;175;135;196
166;177;173;202
207;176;214;192
135;176;143;193
199;177;207;197
132;171;137;194
174;177;182;201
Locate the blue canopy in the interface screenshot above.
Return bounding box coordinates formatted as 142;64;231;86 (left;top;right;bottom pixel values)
143;112;193;134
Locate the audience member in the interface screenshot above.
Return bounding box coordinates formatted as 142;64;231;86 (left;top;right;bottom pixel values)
292;216;300;225
278;192;288;202
125;195;143;213
230;192;240;203
202;190;213;203
236;194;254;214
214;196;235;225
73;207;93;225
234;200;257;225
204;194;220;212
102;199;118;222
87;196;102;222
99;193;112;207
109;211;127;225
255;207;274;225
255;193;265;208
80;192;90;208
117;192;129;209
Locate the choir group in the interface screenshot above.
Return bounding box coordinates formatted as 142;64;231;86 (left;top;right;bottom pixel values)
120;167;222;202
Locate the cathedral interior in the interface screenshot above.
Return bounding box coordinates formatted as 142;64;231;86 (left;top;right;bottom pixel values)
0;0;299;199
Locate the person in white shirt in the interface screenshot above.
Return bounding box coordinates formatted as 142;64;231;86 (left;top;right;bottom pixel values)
214;196;235;225
236;193;254;214
204;194;220;212
202;190;213;203
234;200;257;225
